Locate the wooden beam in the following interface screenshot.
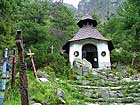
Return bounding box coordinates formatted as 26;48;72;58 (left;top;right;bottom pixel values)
16;30;29;105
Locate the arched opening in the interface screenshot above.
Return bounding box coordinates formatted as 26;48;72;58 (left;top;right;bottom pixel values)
82;44;98;68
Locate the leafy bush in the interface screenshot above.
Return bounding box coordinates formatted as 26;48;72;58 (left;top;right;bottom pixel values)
111;50;131;65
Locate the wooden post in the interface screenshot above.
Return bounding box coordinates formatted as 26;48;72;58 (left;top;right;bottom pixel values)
11;49;16;87
16;30;29;105
27;49;38;79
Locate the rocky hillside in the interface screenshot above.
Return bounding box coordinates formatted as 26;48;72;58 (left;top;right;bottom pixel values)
4;65;140;105
49;0;125;22
78;0;125;21
64;3;77;13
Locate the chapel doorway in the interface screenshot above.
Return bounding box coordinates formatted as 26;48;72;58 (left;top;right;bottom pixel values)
82;44;98;68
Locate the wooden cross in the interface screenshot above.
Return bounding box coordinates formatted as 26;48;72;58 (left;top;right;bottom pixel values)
27;49;38;79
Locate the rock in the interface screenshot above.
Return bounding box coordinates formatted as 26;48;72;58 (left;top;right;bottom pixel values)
121;78;132;82
131;74;140;80
73;58;83;75
36;71;49;78
85;102;95;105
56;78;60;81
109;91;118;98
92;71;98;77
92;71;106;79
82;80;91;85
82;58;92;70
111;103;118;105
117;92;123;98
56;88;66;104
84;89;93;97
97;88;110;99
78;0;125;22
39;78;49;83
32;103;42;105
73;58;92;75
76;75;83;80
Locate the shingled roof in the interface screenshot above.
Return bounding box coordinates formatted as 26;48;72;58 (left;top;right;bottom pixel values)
69;25;108;41
62;15;114;53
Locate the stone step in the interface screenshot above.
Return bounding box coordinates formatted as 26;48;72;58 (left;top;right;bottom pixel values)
85;102;140;105
86;97;140;103
73;85;140;92
72;85;140;100
70;79;140;87
70;80;118;86
72;85;122;90
80;90;140;99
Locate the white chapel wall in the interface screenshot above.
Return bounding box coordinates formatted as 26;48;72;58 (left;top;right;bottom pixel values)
69;39;111;69
97;42;111;69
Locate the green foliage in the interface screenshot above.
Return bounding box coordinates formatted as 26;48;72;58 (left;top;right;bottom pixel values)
4;76;21;105
50;3;78;42
111;50;131;65
1;1;79;104
127;65;137;75
122;97;134;103
0;0;77;70
4;70;89;105
101;0;140;67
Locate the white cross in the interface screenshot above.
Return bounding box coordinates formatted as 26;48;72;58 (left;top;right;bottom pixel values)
27;49;34;57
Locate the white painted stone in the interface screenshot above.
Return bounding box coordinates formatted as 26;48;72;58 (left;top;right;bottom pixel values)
39;78;49;83
33;103;42;105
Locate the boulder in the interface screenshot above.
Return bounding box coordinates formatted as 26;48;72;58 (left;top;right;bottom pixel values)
82;58;92;70
36;71;49;78
73;58;92;75
73;58;83;74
